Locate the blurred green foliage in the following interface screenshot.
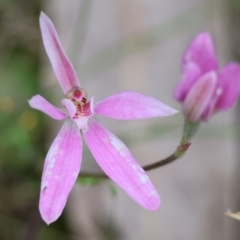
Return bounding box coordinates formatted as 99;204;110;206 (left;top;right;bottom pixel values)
228;0;240;61
0;0;73;239
77;177;102;186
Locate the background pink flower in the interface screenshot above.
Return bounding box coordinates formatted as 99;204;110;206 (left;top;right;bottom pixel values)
174;32;240;122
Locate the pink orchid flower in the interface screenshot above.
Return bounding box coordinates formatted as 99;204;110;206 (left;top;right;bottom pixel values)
174;32;240;122
29;12;177;224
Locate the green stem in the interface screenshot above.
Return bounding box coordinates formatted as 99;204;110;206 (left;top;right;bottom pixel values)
181;120;200;145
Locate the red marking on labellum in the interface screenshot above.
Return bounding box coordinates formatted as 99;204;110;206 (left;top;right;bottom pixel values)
72;100;91;120
66;87;91;119
82;97;87;104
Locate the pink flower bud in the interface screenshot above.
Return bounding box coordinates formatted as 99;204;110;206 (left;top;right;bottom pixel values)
174;32;240;122
183;71;217;122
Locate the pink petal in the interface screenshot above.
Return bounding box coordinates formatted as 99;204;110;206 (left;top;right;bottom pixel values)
183;71;217;122
39;119;82;224
94;91;177;120
61;99;76;118
201;84;221;122
28;95;67;120
40;12;80;93
83;119;160;210
173;62;201;102
214;63;240;111
182;32;218;74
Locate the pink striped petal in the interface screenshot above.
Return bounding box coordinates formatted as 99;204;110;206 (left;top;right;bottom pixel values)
173;62;201;102
28;95;67;120
182;32;218;74
40;119;82;224
201;87;221;122
183;71;217;122
40;12;80;93
94;91;177;120
83;119;160;210
215;63;240;111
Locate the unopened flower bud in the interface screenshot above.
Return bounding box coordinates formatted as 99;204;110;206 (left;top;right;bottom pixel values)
174;32;240;122
183;71;217;122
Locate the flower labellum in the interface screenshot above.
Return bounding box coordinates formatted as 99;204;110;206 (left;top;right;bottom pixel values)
29;12;177;224
174;32;240;122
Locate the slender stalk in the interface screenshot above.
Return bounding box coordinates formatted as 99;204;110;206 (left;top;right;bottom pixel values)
23;201;43;240
79;121;200;179
143;142;191;171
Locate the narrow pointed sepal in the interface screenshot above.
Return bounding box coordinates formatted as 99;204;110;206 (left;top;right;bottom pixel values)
29;95;67;120
40;12;80;93
182;32;218;74
83;119;160;210
174;62;201;102
39;119;82;224
94;91;177;120
215;63;240;111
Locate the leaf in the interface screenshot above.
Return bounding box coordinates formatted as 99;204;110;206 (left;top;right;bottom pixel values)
77;177;102;186
109;184;118;197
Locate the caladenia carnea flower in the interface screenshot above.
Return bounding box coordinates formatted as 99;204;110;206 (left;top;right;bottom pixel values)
29;12;177;224
174;32;240;123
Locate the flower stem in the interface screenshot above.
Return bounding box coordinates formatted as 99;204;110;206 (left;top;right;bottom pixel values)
79;120;200;178
143;142;191;171
144;120;199;170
